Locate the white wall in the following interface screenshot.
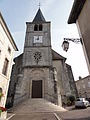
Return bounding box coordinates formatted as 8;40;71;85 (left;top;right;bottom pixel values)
0;19;15;107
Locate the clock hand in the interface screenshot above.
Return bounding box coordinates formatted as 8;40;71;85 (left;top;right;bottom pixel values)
37;37;39;40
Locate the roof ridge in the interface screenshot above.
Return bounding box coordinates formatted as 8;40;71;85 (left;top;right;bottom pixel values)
52;49;66;60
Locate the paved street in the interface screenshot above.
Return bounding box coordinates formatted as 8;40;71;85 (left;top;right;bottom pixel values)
8;107;90;120
7;99;90;120
56;106;90;120
8;113;58;120
7;99;65;120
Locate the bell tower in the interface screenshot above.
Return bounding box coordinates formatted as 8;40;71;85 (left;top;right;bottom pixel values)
14;8;57;104
23;8;52;67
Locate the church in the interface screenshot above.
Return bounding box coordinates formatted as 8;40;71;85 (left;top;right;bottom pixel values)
6;8;77;108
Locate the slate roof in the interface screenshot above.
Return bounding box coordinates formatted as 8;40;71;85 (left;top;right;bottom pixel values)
52;49;66;61
68;0;86;24
14;53;23;62
33;8;46;23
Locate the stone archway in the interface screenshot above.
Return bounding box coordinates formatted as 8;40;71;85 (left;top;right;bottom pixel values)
30;69;45;98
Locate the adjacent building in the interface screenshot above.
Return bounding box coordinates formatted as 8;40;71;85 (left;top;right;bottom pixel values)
76;75;90;99
0;12;18;107
68;0;90;73
6;8;77;108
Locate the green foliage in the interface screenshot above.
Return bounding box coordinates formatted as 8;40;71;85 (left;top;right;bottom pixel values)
68;95;75;102
0;93;3;100
0;109;2;116
67;95;75;106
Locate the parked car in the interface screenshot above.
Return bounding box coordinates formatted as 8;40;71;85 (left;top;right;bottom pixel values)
75;98;89;108
86;98;90;103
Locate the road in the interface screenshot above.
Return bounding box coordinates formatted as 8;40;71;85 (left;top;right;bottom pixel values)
7;113;58;120
8;107;90;120
6;98;90;120
56;106;90;120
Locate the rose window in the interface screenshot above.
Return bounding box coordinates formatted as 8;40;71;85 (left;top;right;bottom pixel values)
34;52;42;64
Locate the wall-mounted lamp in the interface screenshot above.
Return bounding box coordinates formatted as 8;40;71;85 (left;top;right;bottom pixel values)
62;38;82;52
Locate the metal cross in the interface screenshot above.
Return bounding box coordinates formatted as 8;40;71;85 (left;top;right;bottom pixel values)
38;2;41;8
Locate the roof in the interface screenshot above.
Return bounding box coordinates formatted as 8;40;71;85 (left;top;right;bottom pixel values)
76;75;90;82
33;8;46;23
14;53;23;64
14;53;23;61
68;0;86;24
0;12;18;51
52;49;66;61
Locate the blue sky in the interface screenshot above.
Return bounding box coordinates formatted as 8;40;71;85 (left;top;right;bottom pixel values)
0;0;89;80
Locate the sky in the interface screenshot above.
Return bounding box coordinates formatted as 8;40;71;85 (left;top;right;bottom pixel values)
0;0;89;80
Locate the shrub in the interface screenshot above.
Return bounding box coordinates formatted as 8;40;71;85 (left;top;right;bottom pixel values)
67;95;75;106
0;107;6;116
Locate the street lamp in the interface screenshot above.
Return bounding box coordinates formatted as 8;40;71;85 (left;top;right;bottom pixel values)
62;38;82;52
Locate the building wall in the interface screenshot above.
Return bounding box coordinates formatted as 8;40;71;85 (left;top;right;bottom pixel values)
24;22;51;47
7;56;57;106
0;14;16;107
22;68;55;101
6;54;23;107
7;52;77;107
53;60;77;105
66;64;78;98
53;60;64;106
53;60;71;96
76;75;90;98
76;0;90;73
23;22;52;68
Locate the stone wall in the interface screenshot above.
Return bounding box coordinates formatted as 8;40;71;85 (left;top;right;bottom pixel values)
76;0;90;73
53;59;78;105
76;75;90;98
6;54;23;107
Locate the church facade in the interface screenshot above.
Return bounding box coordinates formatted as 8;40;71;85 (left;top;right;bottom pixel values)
6;9;77;107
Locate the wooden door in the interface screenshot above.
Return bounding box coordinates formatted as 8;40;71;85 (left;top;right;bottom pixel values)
32;80;42;98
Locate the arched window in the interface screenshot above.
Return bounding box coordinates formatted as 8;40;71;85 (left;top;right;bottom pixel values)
34;24;43;31
39;24;43;31
34;24;38;31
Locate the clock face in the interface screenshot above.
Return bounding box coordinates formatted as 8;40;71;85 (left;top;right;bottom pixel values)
33;36;43;43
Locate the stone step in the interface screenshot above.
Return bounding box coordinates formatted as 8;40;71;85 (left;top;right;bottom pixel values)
8;113;59;120
11;98;66;114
